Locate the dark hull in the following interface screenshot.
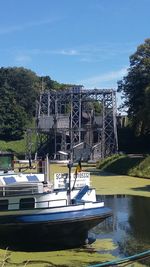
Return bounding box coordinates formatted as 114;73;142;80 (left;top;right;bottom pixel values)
0;214;111;251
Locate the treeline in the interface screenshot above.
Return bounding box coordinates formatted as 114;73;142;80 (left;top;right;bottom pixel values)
117;38;150;153
0;67;68;140
0;38;150;153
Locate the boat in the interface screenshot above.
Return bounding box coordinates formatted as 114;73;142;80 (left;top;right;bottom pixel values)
0;152;112;250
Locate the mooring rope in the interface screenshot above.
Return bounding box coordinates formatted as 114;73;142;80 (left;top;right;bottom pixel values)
88;249;150;267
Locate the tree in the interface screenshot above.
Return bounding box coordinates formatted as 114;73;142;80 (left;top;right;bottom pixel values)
0;67;75;140
0;67;40;140
2;67;41;118
118;38;150;135
0;82;27;140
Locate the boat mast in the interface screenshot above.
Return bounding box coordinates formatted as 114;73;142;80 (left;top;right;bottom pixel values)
67;160;73;204
44;154;50;184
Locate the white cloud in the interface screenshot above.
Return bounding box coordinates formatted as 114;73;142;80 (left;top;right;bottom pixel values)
78;42;136;63
14;48;80;57
15;54;31;64
11;41;136;62
57;49;79;56
79;67;128;88
0;18;61;35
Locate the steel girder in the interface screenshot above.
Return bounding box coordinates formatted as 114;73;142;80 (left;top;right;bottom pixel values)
35;87;118;159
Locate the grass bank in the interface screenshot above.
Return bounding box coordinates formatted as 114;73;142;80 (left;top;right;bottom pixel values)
0;120;36;157
0;135;36;158
97;154;150;179
0;139;26;155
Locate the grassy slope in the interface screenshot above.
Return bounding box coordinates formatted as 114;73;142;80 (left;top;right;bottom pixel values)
0;120;36;156
0;139;26;155
97;154;150;179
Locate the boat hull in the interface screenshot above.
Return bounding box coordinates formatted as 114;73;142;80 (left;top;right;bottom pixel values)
0;206;112;250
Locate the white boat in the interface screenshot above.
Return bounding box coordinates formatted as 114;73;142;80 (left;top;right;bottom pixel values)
0;153;112;250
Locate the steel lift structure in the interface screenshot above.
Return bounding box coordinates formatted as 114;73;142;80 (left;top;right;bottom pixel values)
26;86;118;161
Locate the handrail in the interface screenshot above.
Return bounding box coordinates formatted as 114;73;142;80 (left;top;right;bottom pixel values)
0;184;42;196
0;198;68;211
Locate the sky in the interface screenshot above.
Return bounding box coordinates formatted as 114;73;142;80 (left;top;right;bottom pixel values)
0;0;150;106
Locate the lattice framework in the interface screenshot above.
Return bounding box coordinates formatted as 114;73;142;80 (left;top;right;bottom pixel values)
26;87;118;159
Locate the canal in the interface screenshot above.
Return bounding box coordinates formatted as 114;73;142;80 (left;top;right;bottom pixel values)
0;195;150;266
90;195;150;263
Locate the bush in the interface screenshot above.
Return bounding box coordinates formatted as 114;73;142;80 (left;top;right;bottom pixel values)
97;154;150;178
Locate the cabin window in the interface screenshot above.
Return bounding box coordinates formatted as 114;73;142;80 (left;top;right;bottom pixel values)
0;199;8;210
19;198;35;209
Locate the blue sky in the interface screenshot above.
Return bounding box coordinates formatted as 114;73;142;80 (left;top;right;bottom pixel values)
0;0;150;99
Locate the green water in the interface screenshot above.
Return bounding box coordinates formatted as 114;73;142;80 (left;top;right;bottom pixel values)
0;195;150;266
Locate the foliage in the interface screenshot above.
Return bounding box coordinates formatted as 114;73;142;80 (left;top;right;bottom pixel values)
82;101;102;117
0;67;40;140
118;38;150;136
0;67;68;141
0;67;41;118
0;82;27;140
0;138;26;155
97;154;150;178
117;127;150;153
96;153;121;170
41;76;74;91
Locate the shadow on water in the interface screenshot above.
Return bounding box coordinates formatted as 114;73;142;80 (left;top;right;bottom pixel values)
0;223;96;252
0;238;91;252
91;195;150;262
0;226;97;252
0;239;60;252
132;185;150;192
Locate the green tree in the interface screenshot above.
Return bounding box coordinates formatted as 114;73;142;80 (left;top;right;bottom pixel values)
0;67;75;140
0;67;40;140
1;67;40;118
0;82;27;140
118;38;150;135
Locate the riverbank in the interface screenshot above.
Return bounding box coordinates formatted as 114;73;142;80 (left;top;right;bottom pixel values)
97;154;150;179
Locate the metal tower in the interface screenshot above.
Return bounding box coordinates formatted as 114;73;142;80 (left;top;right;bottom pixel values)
33;86;118;160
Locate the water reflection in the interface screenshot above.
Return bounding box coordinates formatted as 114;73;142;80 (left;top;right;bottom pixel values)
92;195;150;259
